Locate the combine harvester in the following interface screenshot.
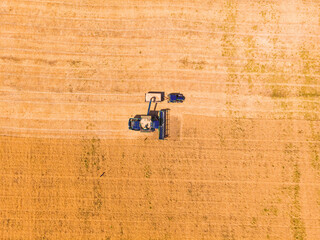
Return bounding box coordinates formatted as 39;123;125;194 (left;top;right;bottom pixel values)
128;91;185;140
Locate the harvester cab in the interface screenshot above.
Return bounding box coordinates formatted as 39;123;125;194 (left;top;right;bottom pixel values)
128;118;141;131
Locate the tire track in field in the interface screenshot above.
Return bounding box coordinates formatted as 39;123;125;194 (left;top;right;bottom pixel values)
284;141;307;240
77;136;105;235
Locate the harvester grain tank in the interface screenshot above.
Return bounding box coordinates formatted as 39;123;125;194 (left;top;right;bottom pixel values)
145;92;164;103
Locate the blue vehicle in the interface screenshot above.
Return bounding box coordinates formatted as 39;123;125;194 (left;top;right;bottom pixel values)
128;115;159;132
128;117;141;131
128;92;169;140
168;93;185;103
128;111;168;139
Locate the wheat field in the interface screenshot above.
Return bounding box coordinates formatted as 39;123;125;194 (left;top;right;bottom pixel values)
1;0;320;239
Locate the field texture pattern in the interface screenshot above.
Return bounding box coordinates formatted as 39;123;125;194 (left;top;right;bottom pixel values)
1;0;320;239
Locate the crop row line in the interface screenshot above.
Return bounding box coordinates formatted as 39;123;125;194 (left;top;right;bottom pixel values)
2;47;320;63
2;151;316;162
1;133;318;150
2;12;320;27
2;71;320;85
0;126;127;133
0;89;142;96
2;31;320;57
3;22;320;38
0;171;319;186
2;36;320;54
4;0;320;13
2;62;320;78
0;198;303;208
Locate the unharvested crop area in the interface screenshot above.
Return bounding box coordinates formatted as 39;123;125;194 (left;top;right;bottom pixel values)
1;0;320;239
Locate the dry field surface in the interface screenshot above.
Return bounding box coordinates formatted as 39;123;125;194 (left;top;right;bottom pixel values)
1;0;320;239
